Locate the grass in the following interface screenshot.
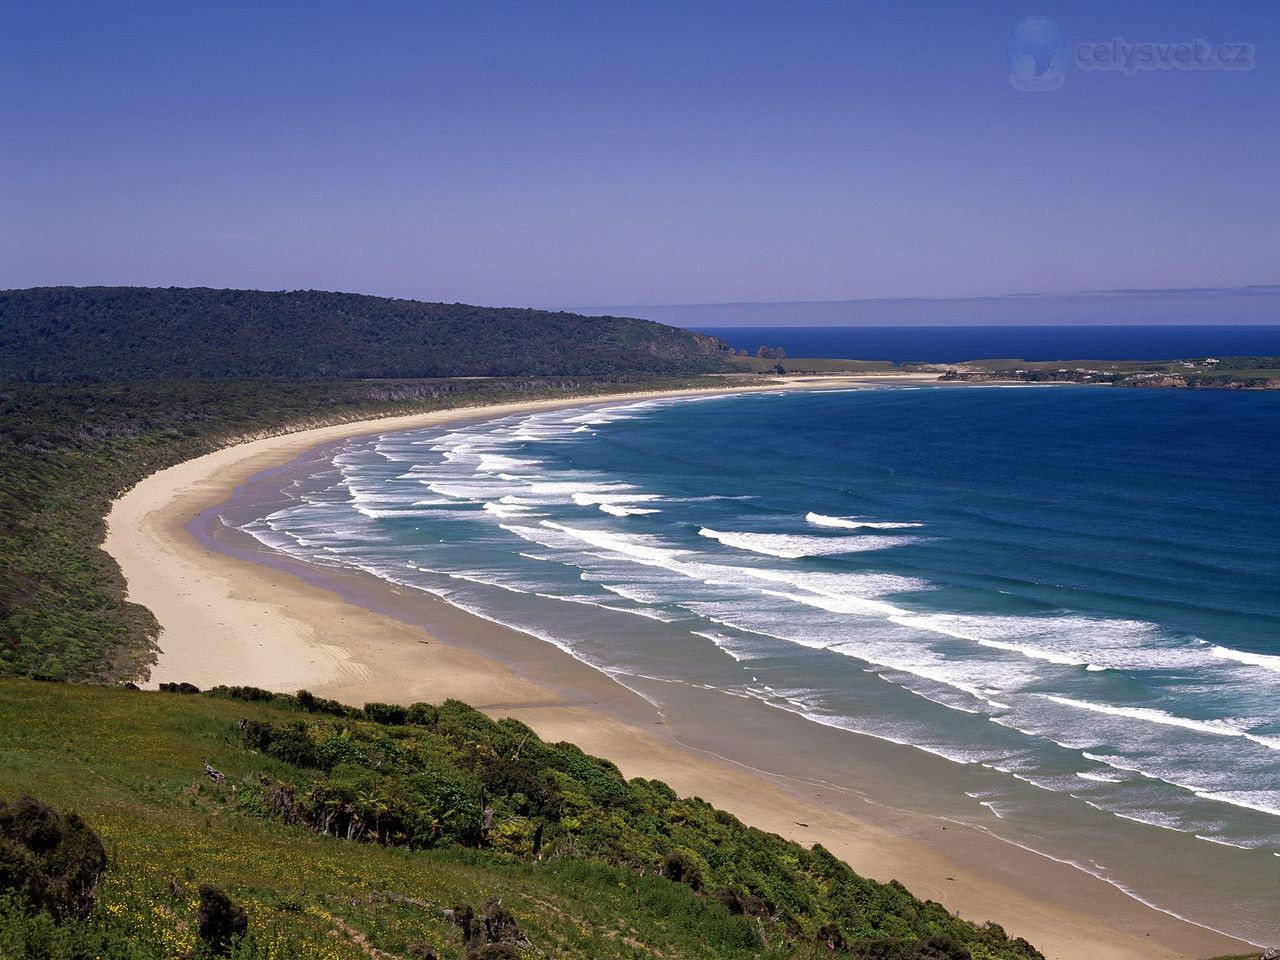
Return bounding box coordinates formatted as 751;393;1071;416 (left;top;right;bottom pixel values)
0;679;1047;959
0;681;768;959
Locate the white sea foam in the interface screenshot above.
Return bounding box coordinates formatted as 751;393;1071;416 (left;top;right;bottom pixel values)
682;599;1036;711
698;527;918;558
476;454;542;473
1075;751;1205;794
426;481;516;501
883;613;1213;676
759;588;905;618
536;520;688;564
482;502;540;518
979;800;1008;819
690;630;752;661
239;519;302;554
1093;805;1191;834
533;592;682;623
1193;791;1280;818
896;683;985;714
890;615;1056;659
599;582;672;605
888;614;1093;667
1193;834;1262;850
806;512;924;529
1043;695;1280;750
732;567;931;599
571;492;660;506
523;480;635;498
351;506;433;519
598;503;660;517
1210;644;1280;674
751;690;998;766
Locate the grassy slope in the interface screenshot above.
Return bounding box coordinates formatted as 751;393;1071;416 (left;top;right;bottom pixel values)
0;680;1049;960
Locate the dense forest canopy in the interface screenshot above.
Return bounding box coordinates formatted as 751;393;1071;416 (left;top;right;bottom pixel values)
0;287;735;382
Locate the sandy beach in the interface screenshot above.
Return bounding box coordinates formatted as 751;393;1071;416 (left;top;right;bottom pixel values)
103;376;1253;960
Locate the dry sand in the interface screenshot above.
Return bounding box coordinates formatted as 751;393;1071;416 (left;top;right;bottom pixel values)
103;377;1252;960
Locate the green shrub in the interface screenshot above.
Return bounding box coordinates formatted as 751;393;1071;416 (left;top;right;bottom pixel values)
0;795;106;921
662;850;703;891
196;882;248;956
362;702;408;725
913;935;972;959
240;720;323;770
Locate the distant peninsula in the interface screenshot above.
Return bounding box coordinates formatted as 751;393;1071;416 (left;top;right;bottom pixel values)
919;356;1280;390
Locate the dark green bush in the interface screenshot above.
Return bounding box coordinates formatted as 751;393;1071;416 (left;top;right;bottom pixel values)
0;795;106;921
405;702;439;726
157;681;199;694
294;690;355;718
662;851;703;891
913;935;972;959
362;702;408;725
208;685;282;704
196;882;248;956
239;720;323;770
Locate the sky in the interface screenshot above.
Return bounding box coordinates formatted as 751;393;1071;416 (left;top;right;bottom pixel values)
1;1;1277;314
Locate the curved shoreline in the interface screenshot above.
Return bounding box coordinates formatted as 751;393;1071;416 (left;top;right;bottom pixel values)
103;378;1252;960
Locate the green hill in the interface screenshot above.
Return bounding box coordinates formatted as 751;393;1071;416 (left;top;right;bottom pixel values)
0;678;1046;960
0;287;734;382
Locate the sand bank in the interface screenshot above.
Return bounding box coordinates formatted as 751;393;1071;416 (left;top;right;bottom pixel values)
103;377;1252;960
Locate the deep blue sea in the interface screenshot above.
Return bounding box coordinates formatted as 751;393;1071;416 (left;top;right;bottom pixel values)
692;324;1280;363
238;385;1280;942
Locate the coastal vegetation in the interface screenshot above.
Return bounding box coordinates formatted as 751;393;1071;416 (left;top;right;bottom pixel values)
928;356;1280;388
730;356;895;375
0;678;1048;959
0;288;735;382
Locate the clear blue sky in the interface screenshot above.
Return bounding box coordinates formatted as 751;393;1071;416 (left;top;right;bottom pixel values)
1;1;1276;309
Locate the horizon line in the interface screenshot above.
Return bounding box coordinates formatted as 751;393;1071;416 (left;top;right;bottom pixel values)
583;282;1280;314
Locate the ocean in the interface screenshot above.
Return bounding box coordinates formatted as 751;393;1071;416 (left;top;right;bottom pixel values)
691;324;1280;363
234;384;1280;944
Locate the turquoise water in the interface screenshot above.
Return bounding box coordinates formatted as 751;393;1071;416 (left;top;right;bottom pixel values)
239;385;1280;941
